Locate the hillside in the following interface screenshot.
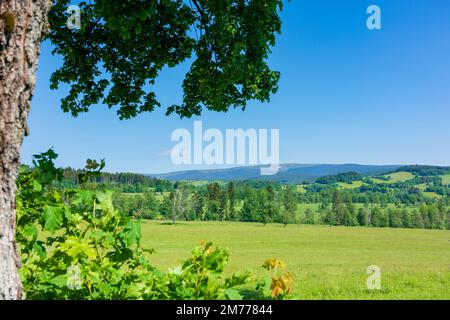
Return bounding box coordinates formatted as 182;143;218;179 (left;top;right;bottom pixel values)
148;163;402;182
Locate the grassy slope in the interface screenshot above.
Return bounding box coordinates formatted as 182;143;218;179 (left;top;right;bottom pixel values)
141;221;450;299
297;185;307;193
371;178;387;184
442;174;450;186
337;181;364;189
422;192;443;200
385;171;415;183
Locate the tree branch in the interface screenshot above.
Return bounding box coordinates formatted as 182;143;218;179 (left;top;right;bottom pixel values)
191;0;205;20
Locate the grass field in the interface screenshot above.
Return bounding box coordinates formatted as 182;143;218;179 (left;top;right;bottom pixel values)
141;221;450;299
422;192;443;200
296;203;320;215
384;171;415;183
442;174;450;186
371;178;387;184
337;181;364;189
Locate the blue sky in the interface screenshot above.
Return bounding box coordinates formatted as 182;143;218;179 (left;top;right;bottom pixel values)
21;0;450;173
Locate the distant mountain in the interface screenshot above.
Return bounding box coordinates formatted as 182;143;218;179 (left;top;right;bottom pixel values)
148;164;403;183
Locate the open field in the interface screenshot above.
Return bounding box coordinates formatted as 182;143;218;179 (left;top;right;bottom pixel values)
422;192;443;200
337;181;364;189
384;171;415;183
141;221;450;299
371;178;387;184
443;174;450;186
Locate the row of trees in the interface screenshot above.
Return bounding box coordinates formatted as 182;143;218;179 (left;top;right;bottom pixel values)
112;183;450;230
61;167;450;209
308;198;449;230
299;183;450;206
62;167;173;192
157;183;298;226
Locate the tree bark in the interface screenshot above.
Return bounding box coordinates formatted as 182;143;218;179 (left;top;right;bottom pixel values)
0;0;51;300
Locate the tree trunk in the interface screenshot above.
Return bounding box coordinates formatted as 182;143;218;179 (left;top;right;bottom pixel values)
0;0;51;300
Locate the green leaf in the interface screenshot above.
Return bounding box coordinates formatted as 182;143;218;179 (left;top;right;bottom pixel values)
262;276;273;297
95;190;114;212
48;274;68;288
22;224;38;242
124;220;141;245
72;190;95;205
32;180;42;192
32;241;47;258
43;205;63;232
59;237;97;260
225;288;243;300
168;265;182;276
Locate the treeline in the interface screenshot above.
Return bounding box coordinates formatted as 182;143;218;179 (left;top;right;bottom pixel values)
395;165;450;177
307;191;449;229
57;162;449;229
62;165;450;207
301;182;450;205
316;172;363;184
112;182;450;230
113;182;297;225
62;167;173;192
117;183;298;226
307;168;450;204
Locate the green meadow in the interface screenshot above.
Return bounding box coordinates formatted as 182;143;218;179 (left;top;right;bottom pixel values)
384;171;415;183
442;174;450;186
141;221;450;300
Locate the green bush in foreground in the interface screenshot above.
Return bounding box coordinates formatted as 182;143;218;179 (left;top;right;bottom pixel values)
16;150;291;300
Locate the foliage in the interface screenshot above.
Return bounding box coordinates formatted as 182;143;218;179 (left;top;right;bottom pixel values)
260;258;293;299
62;167;173;192
316;171;363;185
280;186;297;226
113;191;159;219
98;176;448;230
16;150;291;300
47;0;283;119
17;151;151;299
157;242;251;300
394;165;450;177
77;158;105;184
170;186;192;224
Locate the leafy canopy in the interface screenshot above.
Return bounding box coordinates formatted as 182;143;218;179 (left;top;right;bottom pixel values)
48;0;283;119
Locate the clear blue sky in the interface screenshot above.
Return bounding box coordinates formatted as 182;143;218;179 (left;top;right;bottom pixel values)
21;0;450;173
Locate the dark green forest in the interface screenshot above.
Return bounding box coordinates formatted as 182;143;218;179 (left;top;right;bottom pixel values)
41;161;450;230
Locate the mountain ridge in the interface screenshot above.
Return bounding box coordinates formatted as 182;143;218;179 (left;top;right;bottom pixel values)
147;163;405;183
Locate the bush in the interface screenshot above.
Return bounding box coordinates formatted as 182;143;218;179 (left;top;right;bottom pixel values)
16;150;292;300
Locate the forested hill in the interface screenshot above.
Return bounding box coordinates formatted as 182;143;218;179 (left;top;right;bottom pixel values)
59;164;450;187
61;167;173;192
148;164;403;182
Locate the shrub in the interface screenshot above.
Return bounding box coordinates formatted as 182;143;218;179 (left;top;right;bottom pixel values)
16;150;292;300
